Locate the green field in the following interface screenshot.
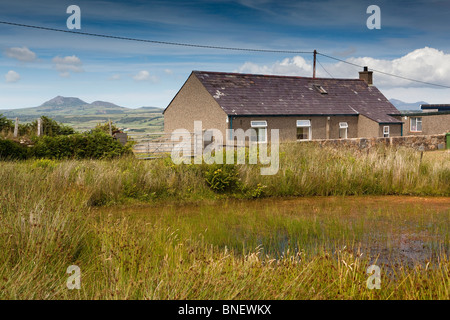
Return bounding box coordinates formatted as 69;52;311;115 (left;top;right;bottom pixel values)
2;111;164;133
57;111;164;133
0;97;164;133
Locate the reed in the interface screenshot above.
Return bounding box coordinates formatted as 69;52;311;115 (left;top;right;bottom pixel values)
0;145;449;299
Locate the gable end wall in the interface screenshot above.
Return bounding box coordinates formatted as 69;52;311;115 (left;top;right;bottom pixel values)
164;73;228;136
357;115;379;138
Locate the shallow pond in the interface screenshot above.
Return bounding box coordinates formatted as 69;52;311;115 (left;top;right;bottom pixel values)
99;196;450;269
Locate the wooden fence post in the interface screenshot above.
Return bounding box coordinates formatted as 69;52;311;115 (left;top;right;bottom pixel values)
14;117;19;138
37;118;42;137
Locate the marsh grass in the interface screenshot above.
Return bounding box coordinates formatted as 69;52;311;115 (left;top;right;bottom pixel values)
2;197;449;299
0;145;449;299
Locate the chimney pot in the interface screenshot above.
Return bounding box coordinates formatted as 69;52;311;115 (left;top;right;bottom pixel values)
359;67;373;85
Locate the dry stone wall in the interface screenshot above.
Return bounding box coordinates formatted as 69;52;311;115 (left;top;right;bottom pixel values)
303;134;447;151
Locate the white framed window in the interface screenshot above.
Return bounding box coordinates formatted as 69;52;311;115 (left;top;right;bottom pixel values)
339;122;348;139
296;120;311;140
410;117;422;132
383;126;390;138
251;120;267;143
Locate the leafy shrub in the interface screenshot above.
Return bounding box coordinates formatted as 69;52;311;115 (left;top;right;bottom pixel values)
0;114;13;133
32;159;58;170
204;164;240;193
18;116;75;137
0;138;29;160
248;183;267;198
91;121;120;134
31;131;133;160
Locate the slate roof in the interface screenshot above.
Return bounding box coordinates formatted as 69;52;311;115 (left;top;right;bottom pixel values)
193;71;401;124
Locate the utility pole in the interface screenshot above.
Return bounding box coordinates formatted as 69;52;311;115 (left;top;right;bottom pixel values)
313;50;317;79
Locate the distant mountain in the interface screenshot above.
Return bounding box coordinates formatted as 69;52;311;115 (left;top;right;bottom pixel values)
133;106;164;112
39;96;88;108
90;100;123;108
0;96;162;118
389;99;427;111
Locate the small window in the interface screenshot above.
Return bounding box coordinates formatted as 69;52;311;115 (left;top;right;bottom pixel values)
250;120;267;128
313;85;327;94
383;126;390;138
410;117;422;132
251;120;267;143
297;120;311;127
339;122;348;139
297;120;311;140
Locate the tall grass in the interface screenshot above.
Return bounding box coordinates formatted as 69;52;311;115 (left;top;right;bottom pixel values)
0;145;449;299
2;144;449;207
246;143;450;196
1;197;449;299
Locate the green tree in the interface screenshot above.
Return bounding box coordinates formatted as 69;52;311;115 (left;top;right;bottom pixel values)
0;114;13;133
31;116;75;136
92;121;120;135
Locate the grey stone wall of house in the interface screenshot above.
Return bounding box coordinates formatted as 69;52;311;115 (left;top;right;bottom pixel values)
230;115;402;141
378;123;402;137
402;113;450;135
231;115;360;141
357;114;380;138
301;134;447;151
164;73;228;137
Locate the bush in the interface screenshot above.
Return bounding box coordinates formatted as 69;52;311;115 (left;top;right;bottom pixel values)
91;121;120;134
0;114;13;133
0;139;29;160
204;164;240;193
31;131;133;160
32;159;58;169
1;116;74;137
31;116;75;136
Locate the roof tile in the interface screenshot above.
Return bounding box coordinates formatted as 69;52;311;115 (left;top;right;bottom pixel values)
193;71;401;123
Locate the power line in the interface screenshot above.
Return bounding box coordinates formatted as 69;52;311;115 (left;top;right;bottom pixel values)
0;20;313;54
1;20;449;88
316;57;334;78
317;52;450;89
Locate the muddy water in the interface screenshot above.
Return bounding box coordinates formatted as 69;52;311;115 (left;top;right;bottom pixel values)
266;197;449;270
105;196;450;269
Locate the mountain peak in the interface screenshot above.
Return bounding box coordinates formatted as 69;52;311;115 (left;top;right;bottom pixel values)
39;96;88;108
389;99;428;111
90;100;122;108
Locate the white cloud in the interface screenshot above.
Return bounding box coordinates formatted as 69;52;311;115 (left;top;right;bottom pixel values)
381;87;450;104
164;69;173;75
133;70;158;82
5;70;20;83
133;70;149;81
236;47;450;89
109;74;121;80
237;56;312;76
52;55;84;77
326;47;450;88
4;46;36;62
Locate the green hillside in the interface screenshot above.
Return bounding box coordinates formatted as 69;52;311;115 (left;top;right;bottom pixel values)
0;96;164;133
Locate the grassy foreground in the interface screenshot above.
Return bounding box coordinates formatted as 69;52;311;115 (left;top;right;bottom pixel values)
0;144;449;299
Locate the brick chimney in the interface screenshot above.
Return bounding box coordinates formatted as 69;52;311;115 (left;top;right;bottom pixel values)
359;66;373;85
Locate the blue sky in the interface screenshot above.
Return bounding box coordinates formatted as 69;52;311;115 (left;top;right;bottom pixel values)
1;0;450;109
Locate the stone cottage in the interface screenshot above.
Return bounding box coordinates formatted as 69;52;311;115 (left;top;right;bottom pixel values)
163;68;403;143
